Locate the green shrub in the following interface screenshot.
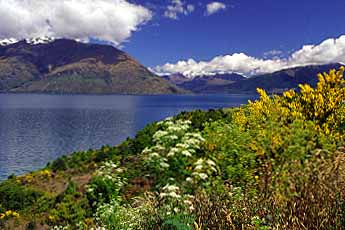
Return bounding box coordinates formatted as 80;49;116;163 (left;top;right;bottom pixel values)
0;179;44;211
49;182;90;226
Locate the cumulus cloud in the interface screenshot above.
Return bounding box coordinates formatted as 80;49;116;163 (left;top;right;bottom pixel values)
263;49;284;59
0;0;152;46
164;0;195;20
206;2;226;16
152;35;345;77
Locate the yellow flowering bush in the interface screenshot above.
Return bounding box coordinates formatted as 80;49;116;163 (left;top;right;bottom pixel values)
214;67;345;228
40;169;52;179
0;210;20;220
233;67;344;160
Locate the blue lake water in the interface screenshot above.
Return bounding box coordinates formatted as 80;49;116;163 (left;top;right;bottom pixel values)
0;93;256;181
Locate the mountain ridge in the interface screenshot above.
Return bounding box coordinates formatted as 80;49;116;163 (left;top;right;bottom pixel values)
162;63;343;94
0;39;182;94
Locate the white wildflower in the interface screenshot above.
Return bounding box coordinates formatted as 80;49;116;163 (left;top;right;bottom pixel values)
159;192;168;198
206;159;216;166
186;177;193;182
183;199;193;206
189;205;195;212
181;150;192;157
168;192;181;198
168;126;182;132
153;130;169;140
149;152;160;158
160;162;170;168
163;184;180;192
167;134;179;140
155;145;166;151
176;143;189;149
195;159;204;166
116;168;125;173
195;165;203;171
199;173;208;180
167;147;179;157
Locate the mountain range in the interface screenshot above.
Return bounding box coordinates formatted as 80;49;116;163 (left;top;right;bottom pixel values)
0;38;342;95
0;38;181;94
162;72;246;93
163;63;343;94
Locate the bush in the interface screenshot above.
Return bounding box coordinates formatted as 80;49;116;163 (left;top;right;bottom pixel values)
49;182;90;226
0;179;44;211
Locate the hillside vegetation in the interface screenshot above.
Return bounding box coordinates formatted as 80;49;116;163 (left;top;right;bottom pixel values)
0;67;344;229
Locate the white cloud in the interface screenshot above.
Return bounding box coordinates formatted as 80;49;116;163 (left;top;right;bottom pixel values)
0;0;152;46
164;0;195;20
152;35;345;77
206;2;226;16
263;49;283;59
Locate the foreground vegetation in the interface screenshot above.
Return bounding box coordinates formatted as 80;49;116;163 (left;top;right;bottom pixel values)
0;67;344;229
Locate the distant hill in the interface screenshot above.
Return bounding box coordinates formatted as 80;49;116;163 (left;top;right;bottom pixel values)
222;63;343;94
163;63;343;94
0;38;182;94
162;72;246;93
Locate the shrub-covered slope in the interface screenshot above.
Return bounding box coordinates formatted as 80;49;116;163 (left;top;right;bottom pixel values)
0;68;344;229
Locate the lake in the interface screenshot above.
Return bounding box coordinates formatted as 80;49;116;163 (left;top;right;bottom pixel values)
0;93;256;181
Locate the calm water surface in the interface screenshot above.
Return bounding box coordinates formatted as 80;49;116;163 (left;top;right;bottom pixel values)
0;93;256;180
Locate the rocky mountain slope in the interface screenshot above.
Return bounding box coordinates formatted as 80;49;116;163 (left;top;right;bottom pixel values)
0;38;181;94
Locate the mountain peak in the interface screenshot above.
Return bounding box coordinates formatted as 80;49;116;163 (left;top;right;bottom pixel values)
0;38;182;94
0;38;18;46
0;36;57;47
25;36;56;45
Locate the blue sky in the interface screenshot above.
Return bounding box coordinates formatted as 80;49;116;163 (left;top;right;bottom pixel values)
0;0;345;76
125;0;345;67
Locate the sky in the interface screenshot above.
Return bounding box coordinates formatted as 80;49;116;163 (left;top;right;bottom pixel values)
0;0;345;76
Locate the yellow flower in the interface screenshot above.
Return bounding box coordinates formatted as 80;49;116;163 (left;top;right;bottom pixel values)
5;210;12;216
40;169;51;178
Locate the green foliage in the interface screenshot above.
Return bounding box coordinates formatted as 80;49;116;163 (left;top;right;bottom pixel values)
86;161;126;210
51;156;68;171
87;176;118;208
49;182;90;226
0;179;44;211
94;198;154;230
203;121;256;185
175;109;231;130
161;213;194;230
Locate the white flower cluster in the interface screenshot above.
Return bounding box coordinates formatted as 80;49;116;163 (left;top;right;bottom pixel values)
94;199;149;230
90;227;106;230
86;161;126;198
98;161;125;183
186;158;218;183
153;119;192;144
144;119;205;172
159;184;181;199
158;183;196;215
52;226;70;230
